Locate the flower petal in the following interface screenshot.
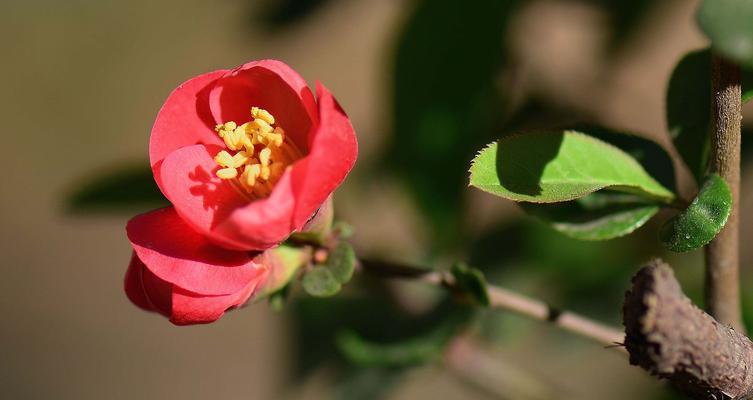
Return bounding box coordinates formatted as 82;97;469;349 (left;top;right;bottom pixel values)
209;59;317;151
290;82;358;228
149;70;227;169
137;255;173;317
158;143;296;250
128;253;266;325
212;169;298;250
126;207;265;295
124;252;155;312
157;144;249;248
169;269;267;325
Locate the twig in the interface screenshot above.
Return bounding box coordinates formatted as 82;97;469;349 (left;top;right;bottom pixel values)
359;259;625;351
445;334;554;400
706;53;744;331
623;259;753;399
484;280;625;348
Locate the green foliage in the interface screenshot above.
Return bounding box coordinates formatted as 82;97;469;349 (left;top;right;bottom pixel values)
697;0;753;68
666;48;753;182
469;131;675;204
327;242;356;284
255;244;308;300
336;327;449;367
301;242;356;297
386;0;520;249
450;264;490;307
522;193;660;241
516;127;673;241
335;301;471;368
290;296;472;377
667;49;712;182
290;296;471;397
572;126;676;192
660;174;732;252
66;164;167;212
302;267;341;297
332;221;355;239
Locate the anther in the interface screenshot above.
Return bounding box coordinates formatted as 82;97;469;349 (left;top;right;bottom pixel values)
212;106;301;199
216;167;238;180
251;107;275;125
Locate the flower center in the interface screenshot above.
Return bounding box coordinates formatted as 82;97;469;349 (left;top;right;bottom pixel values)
213;107;302;199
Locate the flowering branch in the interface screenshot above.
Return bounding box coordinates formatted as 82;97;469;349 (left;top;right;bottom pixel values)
359;258;625;350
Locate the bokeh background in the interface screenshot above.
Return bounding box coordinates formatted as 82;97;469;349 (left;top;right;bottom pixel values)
3;0;753;399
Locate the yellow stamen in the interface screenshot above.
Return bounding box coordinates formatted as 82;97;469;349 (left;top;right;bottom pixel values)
216;167;238;179
231;151;250;168
215;121;238;138
214;150;234;168
252;118;274;133
259;164;270;180
212;106;302;199
259;147;271;166
240;164;261;188
241;135;255;154
251;107;275;125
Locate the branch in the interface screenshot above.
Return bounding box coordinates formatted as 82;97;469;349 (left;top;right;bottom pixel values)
359;259;625;350
707;53;743;330
445;335;554;400
623;259;753;399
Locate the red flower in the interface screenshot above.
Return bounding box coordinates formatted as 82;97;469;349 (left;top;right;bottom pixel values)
125;60;357;325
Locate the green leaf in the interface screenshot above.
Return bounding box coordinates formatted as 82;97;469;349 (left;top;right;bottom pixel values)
336;330;446;367
469;131;676;204
666;48;753;182
327;242;356;284
335;308;470;367
697;0;753;68
660;174;732;252
521;193;660;241
302;267;341;297
332;221;355;239
66;164;167;212
290;296;471;377
573;126;676;192
666;49;712;182
450;264;490;307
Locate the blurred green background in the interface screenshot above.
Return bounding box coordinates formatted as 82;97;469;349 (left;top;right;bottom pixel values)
3;0;753;399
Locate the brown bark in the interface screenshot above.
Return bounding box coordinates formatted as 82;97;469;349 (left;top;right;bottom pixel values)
623;259;753;399
706;54;743;331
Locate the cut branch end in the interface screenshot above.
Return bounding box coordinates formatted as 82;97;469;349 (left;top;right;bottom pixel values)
623;259;753;399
